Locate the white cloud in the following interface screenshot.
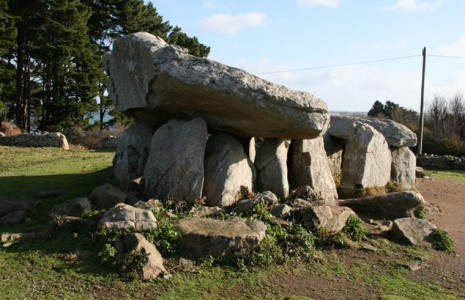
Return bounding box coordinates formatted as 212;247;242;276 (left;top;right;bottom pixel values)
438;36;465;57
297;0;341;8
382;0;444;12
199;13;266;34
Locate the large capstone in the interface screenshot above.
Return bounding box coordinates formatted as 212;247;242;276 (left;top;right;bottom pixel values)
103;32;329;139
339;122;391;197
175;217;266;258
391;147;416;188
327;115;417;147
288;137;338;205
255;138;290;199
143;118;208;202
203;133;256;207
113;122;152;192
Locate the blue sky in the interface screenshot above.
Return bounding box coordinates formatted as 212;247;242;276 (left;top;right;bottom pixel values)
151;0;465;112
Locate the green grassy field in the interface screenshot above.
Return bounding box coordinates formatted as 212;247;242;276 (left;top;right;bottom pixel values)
0;146;463;299
427;169;465;182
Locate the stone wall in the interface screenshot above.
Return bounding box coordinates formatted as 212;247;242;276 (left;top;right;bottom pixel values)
417;154;465;170
0;132;69;150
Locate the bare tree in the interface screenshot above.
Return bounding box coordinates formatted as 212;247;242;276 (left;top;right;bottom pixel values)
425;95;449;139
448;92;465;139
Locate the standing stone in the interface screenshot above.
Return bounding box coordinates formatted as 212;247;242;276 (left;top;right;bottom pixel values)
144;118;208;202
340;122;391;197
103;32;330;139
323;133;344;181
391;147;416;188
113;122;152;192
255;138;290;199
203;133;256;207
289;137;338;205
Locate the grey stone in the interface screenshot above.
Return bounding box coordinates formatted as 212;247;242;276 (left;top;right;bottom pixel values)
415;167;429;178
323;133;344;180
271;204;292;218
0;210;26;225
232;199;260;213
391;217;437;246
338;191;426;219
203;133;256;207
339;122;391;198
175;217;266;258
257;191;279;206
255;138;290;199
143;118;208;202
89;183;127;210
133;199;163;212
289;137;338;205
296;205;356;233
50;197;91;218
98;203;157;231
113;123;152;192
391;147;416;188
0;199;31;217
327;115;417;147
104;32;329;139
122;233;167;280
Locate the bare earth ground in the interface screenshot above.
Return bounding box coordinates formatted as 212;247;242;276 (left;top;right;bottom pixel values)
267;177;465;300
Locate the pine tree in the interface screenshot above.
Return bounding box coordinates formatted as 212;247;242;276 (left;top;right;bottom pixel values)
0;0;16;119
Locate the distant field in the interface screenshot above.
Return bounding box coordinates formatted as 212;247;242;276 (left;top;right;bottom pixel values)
428;169;465;182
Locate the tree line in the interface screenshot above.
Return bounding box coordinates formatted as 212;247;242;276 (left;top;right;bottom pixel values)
368;93;465;156
0;0;210;133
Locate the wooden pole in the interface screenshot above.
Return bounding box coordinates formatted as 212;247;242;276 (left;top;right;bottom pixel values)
418;47;426;155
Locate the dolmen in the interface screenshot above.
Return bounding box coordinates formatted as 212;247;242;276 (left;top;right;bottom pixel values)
104;32;417;207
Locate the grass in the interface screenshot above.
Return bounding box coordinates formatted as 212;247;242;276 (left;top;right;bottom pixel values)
0;146;464;299
427;169;465;182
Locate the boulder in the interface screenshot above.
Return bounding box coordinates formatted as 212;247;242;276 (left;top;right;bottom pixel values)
0;199;31;217
203;133;256;207
121;233;167;280
415;167;429;178
232;191;278;213
296;205;356;233
50;197;91;218
133;199;163;212
288;137;338;205
391;217;437;246
257;191;279;206
175;217;266;258
143;118;208;202
338;191;426;219
113;122;152;192
98;203;157;231
103;32;329;139
391;147;416;188
255;138;290;199
327;115;417;147
89;183;127;210
271;204;292;218
339;122;391;197
0;210;27;225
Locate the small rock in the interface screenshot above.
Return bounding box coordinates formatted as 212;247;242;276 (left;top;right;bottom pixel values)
415;167;429;178
402;262;423;272
232;199;260;213
391;217;437;246
271;204;292;218
0;210;26;225
133;199;163;212
256;191;279;206
189;206;225;217
175;217;266;258
295;205;356;233
360;243;378;252
89;183;127;210
0;199;31;217
98;203;157;231
288;198;313;208
37;189;64;198
161;211;177;219
49;197;91;218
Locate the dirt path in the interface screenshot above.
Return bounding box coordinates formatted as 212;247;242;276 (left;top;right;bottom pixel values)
266;177;465;300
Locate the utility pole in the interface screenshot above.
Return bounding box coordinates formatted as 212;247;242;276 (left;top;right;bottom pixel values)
418;47;426;155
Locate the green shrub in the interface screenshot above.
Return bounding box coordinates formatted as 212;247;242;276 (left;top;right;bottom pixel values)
343;216;367;242
143;218;180;257
429;229;454;253
414;206;427;220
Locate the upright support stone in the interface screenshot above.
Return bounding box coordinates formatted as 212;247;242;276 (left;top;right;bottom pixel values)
391;147;416;188
340;122;391;198
288;137;338;205
113;122;152;192
203;133;256;207
143;118;208;202
323;133;344;181
255;138;290;199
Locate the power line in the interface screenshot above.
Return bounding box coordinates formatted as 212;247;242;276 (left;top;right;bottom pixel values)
428;54;465;59
256;54;421;75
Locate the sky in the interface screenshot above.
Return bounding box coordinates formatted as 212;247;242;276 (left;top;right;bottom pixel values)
149;0;465;112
